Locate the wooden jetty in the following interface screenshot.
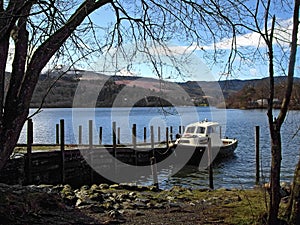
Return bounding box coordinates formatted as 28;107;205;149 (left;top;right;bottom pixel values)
0;119;181;187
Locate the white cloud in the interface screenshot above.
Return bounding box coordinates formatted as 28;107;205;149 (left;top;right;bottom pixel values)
202;17;297;50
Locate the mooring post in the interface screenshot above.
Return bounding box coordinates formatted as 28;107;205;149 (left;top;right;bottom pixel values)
89;120;93;149
26;119;33;184
60;119;65;184
132;124;137;149
170;126;173;141
151;126;154;149
117;127;121;145
144;127;147;143
255;126;260;185
112;122;117;154
158;127;161;143
207;137;214;189
99;127;102;145
88;120;94;183
79;125;82;145
150;157;159;189
179;125;182;134
56;124;59;145
112;122;117;178
166;127;169;148
219;126;222;139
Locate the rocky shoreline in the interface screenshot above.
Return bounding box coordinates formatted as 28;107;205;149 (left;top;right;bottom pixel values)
0;182;291;224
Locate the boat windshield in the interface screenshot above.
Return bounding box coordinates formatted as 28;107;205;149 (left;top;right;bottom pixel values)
196;126;206;134
207;126;216;134
185;126;196;133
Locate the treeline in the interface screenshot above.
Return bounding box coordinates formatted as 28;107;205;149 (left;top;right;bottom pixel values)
225;78;300;109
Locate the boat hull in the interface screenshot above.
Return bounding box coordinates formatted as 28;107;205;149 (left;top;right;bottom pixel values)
108;139;237;167
171;139;238;166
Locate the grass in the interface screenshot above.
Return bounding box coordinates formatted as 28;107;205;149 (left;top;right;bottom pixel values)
146;187;271;224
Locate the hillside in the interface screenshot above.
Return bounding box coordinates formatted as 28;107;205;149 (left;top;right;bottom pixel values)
31;71;208;107
28;70;300;109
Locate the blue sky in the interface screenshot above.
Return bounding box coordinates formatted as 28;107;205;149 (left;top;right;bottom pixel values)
5;2;300;82
86;3;299;82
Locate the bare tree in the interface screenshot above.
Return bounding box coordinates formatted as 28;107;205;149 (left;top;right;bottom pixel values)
198;0;299;223
0;1;237;171
225;1;299;224
262;1;299;224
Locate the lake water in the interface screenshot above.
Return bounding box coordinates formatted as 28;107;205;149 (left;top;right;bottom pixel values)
19;107;300;189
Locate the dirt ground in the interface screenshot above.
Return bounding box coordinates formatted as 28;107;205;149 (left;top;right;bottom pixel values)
0;183;271;225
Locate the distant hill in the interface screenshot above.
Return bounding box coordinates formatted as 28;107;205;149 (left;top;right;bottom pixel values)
32;71;207;107
22;70;300;108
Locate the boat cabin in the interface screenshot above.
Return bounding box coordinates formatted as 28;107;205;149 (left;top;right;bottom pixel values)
183;121;220;138
178;121;222;146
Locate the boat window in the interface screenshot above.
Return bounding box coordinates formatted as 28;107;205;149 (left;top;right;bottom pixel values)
207;126;215;134
185;126;196;133
196;127;206;134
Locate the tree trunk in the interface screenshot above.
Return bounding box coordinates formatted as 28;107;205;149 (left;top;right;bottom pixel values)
268;126;282;225
0;110;29;170
286;157;300;224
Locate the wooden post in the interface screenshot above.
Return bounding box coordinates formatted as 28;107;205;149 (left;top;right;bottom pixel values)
26;119;33;184
89;120;93;149
88;120;93;183
150;157;159;189
158;127;161;143
179;125;182;134
112;122;117;178
166;127;169;148
170;126;173;141
132;124;137;149
150;126;154;157
56;124;59;144
144;127;147;143
117;127;121;145
99;127;102;145
151;126;154;149
255;126;260;185
112;122;117;154
207;137;214;189
60;119;65;184
219;126;222;139
78;125;82;145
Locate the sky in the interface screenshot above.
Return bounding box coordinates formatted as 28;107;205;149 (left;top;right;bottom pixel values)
5;2;300;82
86;3;300;82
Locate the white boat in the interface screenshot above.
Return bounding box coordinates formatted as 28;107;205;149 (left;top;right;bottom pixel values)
173;120;238;166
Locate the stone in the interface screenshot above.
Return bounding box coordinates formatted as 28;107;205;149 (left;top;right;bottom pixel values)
80;185;89;191
51;185;64;193
135;198;150;204
128;192;137;199
133;202;147;209
122;202;134;209
64;194;77;206
99;183;109;189
166;196;175;202
89;193;104;202
153;203;164;209
109;184;120;189
107;209;125;221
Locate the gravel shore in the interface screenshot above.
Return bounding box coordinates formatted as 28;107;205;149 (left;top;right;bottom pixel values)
0;182;278;224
